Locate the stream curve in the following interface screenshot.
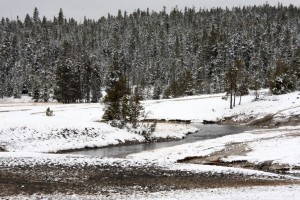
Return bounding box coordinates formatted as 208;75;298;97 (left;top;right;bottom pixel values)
69;124;253;158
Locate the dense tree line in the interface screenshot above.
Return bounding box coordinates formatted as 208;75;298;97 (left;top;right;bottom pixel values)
1;4;300;103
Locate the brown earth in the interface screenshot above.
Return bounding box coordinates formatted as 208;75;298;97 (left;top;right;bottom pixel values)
0;163;297;196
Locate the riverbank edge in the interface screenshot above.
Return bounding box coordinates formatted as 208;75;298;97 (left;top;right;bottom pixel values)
57;127;198;154
200;113;300;128
57;112;300;154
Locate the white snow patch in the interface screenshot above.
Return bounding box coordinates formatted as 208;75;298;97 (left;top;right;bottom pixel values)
150;123;198;139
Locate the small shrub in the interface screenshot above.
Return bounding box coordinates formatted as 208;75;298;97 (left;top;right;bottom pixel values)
46;107;54;116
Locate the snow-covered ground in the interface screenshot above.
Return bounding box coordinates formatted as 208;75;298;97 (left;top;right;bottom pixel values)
0;90;299;158
1;90;300;198
1;89;299;125
222;128;300;167
143;90;300;123
0;101;197;152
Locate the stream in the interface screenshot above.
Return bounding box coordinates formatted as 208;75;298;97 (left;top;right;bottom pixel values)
69;124;253;158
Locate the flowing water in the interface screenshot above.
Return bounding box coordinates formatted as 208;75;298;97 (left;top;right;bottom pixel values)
69;124;253;158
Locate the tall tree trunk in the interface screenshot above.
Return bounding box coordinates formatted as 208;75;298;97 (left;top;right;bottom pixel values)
86;86;90;103
239;95;242;105
230;91;233;109
255;90;259;101
233;92;236;107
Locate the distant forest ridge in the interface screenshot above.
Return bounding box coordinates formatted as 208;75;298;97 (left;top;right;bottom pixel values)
0;3;299;103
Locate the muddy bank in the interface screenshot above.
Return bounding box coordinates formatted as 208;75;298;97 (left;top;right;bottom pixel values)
0;162;296;196
216;114;300;128
178;142;300;177
179;157;300;176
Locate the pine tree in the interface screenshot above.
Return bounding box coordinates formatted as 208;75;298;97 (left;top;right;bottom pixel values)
82;53;92;103
235;59;248;105
58;8;64;26
102;74;145;129
102;75;128;125
224;61;238;109
129;91;144;128
33;7;40;24
32;78;40;102
54;40;78;103
152;83;162;99
291;48;300;89
269;59;296;94
121;94;129;125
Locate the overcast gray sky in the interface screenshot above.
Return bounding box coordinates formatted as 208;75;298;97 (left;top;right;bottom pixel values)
0;0;300;21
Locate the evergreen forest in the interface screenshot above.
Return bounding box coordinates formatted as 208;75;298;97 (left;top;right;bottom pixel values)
1;3;300;103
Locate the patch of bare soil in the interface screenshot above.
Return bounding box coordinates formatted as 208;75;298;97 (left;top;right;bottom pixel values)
178;143;249;164
245;114;275;127
0;162;296;196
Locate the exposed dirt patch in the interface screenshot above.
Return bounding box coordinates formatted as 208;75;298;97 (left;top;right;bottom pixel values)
178;142;250;165
246;114;275;127
0;163;296;196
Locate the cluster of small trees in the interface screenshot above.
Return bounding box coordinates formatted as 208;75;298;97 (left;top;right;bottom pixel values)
224;56;298;109
102;75;144;128
224;59;249;109
101;74;157;135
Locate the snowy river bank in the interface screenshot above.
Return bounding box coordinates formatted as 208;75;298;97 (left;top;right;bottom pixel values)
0;90;300;199
69;124;253;158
